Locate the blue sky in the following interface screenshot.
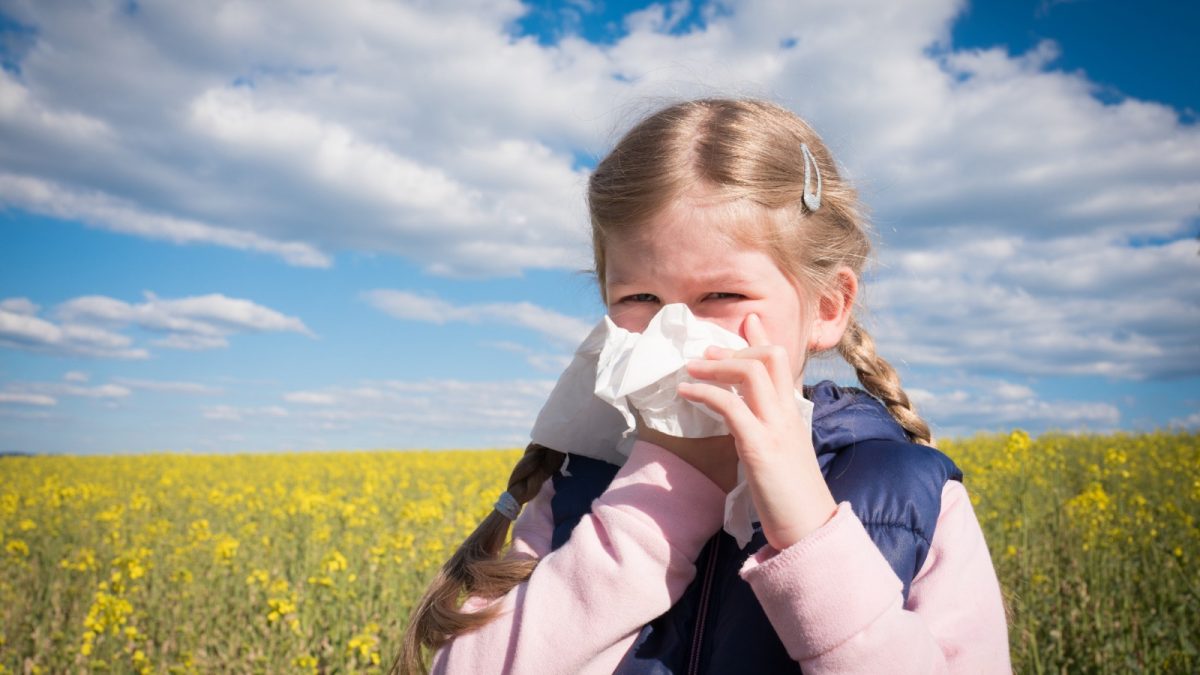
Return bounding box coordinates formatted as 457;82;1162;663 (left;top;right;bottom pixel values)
1;0;1197;454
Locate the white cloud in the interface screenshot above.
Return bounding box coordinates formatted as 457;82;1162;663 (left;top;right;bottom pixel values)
0;0;1196;420
484;340;575;373
188;378;555;449
272;378;556;447
363;290;593;346
63;371;89;383
112;378;223;395
906;375;1122;438
150;334;230;350
865;236;1200;379
0;292;313;359
0;298;39;315
0;172;331;268
203;404;290;422
1;380;131;403
0;392;57;406
61;383;132;399
3;1;1196;272
0;301;148;359
1171;410;1200;429
283;391;337;405
57;292;314;337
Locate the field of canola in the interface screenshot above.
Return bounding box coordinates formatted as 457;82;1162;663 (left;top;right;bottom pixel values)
1;430;1197;673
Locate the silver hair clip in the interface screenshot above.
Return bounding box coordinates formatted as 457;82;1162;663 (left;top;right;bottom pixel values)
801;143;822;212
494;491;521;521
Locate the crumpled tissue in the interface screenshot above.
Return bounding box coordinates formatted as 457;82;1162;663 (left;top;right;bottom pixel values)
530;303;814;548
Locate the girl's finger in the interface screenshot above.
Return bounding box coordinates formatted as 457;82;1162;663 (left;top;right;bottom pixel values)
742;312;770;347
686;357;777;420
741;314;796;398
677;381;765;447
701;344;793;402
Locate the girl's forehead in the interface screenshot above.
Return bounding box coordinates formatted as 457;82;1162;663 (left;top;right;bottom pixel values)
624;195;772;246
603;224;780;285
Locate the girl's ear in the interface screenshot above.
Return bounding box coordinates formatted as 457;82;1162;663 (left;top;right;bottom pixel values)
808;267;858;352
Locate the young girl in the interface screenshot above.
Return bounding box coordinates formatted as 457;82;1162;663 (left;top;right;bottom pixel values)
394;98;1010;674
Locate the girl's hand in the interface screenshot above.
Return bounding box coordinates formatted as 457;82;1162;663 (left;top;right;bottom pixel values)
677;313;838;551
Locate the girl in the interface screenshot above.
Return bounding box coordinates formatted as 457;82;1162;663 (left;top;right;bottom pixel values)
394;98;1010;673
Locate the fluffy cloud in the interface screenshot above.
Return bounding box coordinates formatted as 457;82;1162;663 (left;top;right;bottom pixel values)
203;404;289;422
0;292;312;358
0;391;57;406
2;0;1197;392
0;380;132;406
113;378;224;395
194;379;559;446
866;236;1200;379
0;297;148;359
0;172;331;267
1171;410;1200;429
363;290;592;346
273;378;557;448
906;375;1122;438
484;340;575;373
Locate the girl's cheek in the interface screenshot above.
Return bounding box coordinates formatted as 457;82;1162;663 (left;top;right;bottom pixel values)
690;305;744;335
607;306;652;333
698;308;755;341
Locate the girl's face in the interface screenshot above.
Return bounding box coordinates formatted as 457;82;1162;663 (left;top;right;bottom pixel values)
604;200;811;381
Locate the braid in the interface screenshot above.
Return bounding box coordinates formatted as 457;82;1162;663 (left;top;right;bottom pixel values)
837;318;935;447
392;443;565;674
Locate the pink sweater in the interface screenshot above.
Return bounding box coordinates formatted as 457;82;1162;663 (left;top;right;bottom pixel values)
433;440;1011;673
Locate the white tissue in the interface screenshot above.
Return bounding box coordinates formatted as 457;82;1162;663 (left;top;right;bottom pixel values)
528;319;634;467
594;304;749;438
529;303;814;548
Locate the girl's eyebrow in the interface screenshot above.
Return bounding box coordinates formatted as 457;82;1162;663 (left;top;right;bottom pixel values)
607;271;754;287
691;271;754;286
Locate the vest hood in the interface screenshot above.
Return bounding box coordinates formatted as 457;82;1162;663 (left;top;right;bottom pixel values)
806;380;911;456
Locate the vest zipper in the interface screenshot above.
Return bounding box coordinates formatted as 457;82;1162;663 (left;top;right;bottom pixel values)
688;535;720;675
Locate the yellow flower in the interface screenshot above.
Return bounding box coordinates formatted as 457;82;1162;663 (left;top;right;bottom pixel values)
347;622;382;663
266;596;297;624
293;655;319;674
60;547;98;572
213;535;239;564
321;549;348;574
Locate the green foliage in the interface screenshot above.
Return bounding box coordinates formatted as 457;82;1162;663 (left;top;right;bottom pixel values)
944;430;1199;673
1;432;1197;672
0;450;520;674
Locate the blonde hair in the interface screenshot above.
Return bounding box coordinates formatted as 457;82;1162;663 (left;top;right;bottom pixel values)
590;98;931;445
395;98;930;673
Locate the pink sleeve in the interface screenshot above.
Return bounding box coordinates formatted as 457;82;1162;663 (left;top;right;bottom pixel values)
739;481;1011;674
506;473;557;562
432;441;726;674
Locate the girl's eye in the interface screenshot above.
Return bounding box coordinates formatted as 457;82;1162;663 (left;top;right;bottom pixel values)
621;293;659;303
707;292;744;300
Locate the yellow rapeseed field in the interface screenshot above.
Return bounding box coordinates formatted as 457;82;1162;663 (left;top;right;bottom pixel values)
1;431;1197;673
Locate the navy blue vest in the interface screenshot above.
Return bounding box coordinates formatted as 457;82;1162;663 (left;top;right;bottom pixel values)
548;381;961;673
